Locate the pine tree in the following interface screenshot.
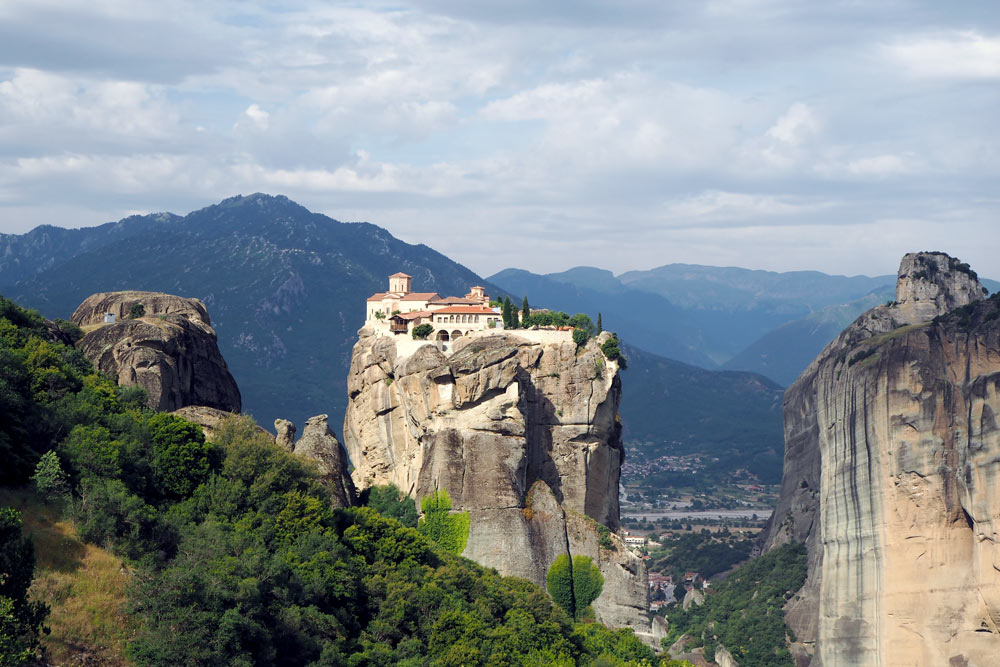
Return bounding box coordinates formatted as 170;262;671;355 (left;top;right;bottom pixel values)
31;451;69;501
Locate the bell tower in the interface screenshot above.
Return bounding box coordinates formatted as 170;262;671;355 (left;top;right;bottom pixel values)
388;272;412;294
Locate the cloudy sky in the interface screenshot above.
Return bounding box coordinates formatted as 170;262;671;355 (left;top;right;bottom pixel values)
1;1;998;278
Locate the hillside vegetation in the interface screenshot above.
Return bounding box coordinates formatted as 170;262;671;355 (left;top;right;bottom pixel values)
0;292;686;666
663;542;807;667
0;488;132;665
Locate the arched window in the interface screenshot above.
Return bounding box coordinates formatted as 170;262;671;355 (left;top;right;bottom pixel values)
474;315;479;323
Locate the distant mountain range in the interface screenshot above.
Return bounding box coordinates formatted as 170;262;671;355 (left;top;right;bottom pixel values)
489;265;999;386
1;194;501;433
7;194;990;484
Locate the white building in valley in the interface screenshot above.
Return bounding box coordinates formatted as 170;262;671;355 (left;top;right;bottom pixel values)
366;272;504;342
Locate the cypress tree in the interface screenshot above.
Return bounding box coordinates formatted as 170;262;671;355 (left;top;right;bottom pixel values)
522;296;530;325
597;312;602;334
503;296;513;328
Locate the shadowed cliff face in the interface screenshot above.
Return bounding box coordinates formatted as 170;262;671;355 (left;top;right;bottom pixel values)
344;329;651;636
72;291;241;413
763;252;999;666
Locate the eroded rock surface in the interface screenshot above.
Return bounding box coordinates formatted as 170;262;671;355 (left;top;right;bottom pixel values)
293;414;356;509
274;418;296;451
763;252;999;666
72;291;241;413
344;329;650;635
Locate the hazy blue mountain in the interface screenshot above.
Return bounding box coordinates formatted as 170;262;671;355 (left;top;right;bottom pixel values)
618;263;893;311
721;287;896;385
488;267;717;367
619;344;785;483
0;213;181;285
4;194;505;432
489;264;895;369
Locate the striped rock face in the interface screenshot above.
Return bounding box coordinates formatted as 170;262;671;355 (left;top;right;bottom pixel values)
764;253;999;666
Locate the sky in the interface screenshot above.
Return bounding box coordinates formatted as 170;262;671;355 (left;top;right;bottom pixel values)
0;0;998;279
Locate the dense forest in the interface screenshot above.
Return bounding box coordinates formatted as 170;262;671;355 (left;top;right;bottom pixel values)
662;542;807;666
0;293;698;666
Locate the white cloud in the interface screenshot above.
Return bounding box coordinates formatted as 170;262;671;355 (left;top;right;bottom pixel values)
0;1;998;282
242;104;270;130
884;31;1000;79
766;103;819;146
658;190;833;225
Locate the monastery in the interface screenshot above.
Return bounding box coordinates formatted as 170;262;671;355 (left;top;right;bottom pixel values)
366;272;504;342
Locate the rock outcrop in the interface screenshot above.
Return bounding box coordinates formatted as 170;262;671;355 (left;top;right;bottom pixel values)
72;291;211;326
72;291;241;413
763;252;999;666
274;419;296;451
344;329;650;635
170;405;269;441
293;415;356;508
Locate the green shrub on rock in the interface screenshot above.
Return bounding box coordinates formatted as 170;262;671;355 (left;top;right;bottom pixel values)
417;489;470;555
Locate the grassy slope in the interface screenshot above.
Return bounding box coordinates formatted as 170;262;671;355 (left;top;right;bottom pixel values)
0;487;132;666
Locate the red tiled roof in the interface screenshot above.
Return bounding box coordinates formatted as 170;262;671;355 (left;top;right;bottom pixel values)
392;310;432;320
400;292;440;301
367;292;389;301
389;272;412;278
433;297;481;305
431;306;498;315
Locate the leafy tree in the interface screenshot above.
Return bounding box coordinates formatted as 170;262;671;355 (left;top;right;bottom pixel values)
412;323;434;340
417;489;470;555
52;318;84;344
361;484;418;527
128;303;145;319
146;413;218;500
572;328;591;350
30;450;69;501
0;509;48;665
572;555;604;619
600;334;627;368
546;554;604;621
569;313;594;334
546;555;575;620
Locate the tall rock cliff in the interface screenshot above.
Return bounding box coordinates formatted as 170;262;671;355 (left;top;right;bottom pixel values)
763;252;998;666
72;291;241;413
344;329;651;635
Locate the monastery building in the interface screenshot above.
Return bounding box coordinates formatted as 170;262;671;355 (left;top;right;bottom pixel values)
366;272;504;342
